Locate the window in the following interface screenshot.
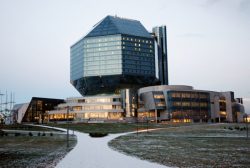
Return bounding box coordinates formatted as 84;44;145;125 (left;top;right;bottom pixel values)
173;102;181;106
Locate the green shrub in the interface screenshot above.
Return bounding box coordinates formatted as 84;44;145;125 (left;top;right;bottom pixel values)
235;126;239;130
0;130;4;136
228;127;233;130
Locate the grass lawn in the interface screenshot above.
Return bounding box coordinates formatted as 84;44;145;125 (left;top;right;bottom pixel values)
0;135;76;168
0;124;62;132
109;123;250;168
46;122;192;134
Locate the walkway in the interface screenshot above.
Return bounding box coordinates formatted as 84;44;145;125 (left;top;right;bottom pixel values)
56;130;168;168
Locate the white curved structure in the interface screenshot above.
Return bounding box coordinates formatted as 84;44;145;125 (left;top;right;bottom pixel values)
138;85;245;123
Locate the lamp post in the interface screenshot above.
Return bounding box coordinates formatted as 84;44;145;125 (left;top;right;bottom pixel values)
155;109;157;123
142;114;148;134
67;106;69;148
136;116;138;136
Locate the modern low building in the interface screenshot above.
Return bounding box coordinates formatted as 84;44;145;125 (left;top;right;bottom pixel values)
12;97;64;124
48;94;123;122
46;85;245;123
48;89;138;122
0;113;4;124
138;85;245;123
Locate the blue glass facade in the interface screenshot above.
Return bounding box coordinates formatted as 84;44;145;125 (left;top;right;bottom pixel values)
85;16;152;38
70;16;158;95
122;35;155;76
70;39;84;81
83;35;122;77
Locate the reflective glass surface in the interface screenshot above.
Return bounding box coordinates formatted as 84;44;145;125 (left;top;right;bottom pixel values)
83;35;122;76
70;15;158;95
70;39;84;81
121;35;155;76
86;16;151;38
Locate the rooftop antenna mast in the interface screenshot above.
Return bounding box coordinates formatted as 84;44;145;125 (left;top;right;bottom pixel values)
9;92;15;117
0;90;15;121
4;90;8;117
0;90;4;114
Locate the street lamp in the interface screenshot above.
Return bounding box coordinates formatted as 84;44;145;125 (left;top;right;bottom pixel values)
154;109;158;123
136;116;139;136
67;106;70;148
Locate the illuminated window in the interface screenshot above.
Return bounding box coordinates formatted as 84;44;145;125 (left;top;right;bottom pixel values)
220;111;227;116
156;102;165;106
173;102;181;106
200;102;208;107
154;94;164;99
200;93;208;99
191;102;199;107
182;102;190;106
172;92;181;98
73;106;82;111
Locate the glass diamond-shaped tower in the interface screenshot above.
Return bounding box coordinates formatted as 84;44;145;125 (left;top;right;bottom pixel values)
70;15;158;95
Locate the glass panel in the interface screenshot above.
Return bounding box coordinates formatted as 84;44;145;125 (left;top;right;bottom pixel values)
83;35;122;77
